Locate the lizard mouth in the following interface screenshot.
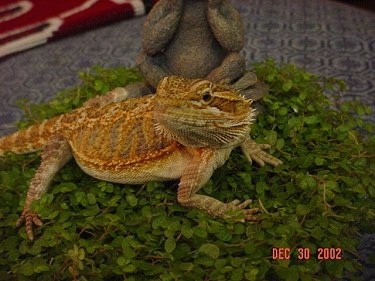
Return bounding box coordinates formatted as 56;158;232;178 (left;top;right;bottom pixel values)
154;106;256;148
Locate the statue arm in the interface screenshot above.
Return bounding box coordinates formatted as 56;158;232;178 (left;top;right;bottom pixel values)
141;0;183;55
207;0;244;51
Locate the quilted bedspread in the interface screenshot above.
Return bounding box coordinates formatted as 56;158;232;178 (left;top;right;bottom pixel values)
0;0;156;58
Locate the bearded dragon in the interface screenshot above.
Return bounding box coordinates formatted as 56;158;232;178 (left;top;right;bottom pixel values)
0;76;282;240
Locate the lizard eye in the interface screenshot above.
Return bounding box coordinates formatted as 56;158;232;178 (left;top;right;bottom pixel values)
201;90;213;104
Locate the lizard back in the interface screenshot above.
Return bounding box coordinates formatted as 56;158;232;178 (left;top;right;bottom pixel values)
0;95;179;167
60;95;181;174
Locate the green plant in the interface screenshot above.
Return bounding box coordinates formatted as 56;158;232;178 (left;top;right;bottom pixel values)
0;61;374;280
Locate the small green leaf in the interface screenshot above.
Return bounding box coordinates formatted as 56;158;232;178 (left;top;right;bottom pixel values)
244;268;259;280
233;223;245;235
299;175;317;190
215;226;232;241
34;264;49;273
282;80;293;92
193;227;207;238
19;262;34;276
164;237;176;253
288;116;303;128
256;181;268;194
123;264;136;273
266;130;278;146
278;107;289;116
244;243;256;255
87;193;97;205
181;225;193;238
54;182;78;193
123;247;136;259
94;80;104;91
126;194;138;207
141;205;152;217
276;138;285;150
314;157;325;166
304;115;319;124
275;265;299;281
296;204;310;216
199;243;220;259
266;73;276;82
117;256;127;266
75;191;86;203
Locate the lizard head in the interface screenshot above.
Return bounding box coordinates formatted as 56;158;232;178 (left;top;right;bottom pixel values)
154;76;256;148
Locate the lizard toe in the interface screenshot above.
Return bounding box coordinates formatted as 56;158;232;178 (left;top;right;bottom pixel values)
228;199;261;221
228;199;252;209
225;199;260;221
16;210;42;241
243;208;260;221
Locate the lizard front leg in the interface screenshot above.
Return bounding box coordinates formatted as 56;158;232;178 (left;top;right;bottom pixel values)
177;148;259;221
16;135;72;240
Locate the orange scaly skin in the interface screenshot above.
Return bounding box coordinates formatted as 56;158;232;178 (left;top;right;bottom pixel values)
0;76;282;240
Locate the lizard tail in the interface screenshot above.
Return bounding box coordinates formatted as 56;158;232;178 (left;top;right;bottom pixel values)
0;118;59;156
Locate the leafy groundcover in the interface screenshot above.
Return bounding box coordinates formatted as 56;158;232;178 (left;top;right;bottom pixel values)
0;60;374;281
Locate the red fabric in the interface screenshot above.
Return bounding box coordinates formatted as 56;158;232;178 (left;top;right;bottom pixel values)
0;0;146;58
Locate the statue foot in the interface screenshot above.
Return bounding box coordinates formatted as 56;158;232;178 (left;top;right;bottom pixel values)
230;72;269;101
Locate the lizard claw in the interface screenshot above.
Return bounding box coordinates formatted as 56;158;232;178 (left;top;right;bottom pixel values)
16;209;43;241
248;144;283;167
241;139;283;167
243;208;261;221
226;199;260;221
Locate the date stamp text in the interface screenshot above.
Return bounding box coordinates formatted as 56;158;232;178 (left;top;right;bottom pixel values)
272;247;342;260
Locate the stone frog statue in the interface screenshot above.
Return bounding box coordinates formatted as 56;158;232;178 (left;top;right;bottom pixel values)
85;0;266;108
136;0;267;100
